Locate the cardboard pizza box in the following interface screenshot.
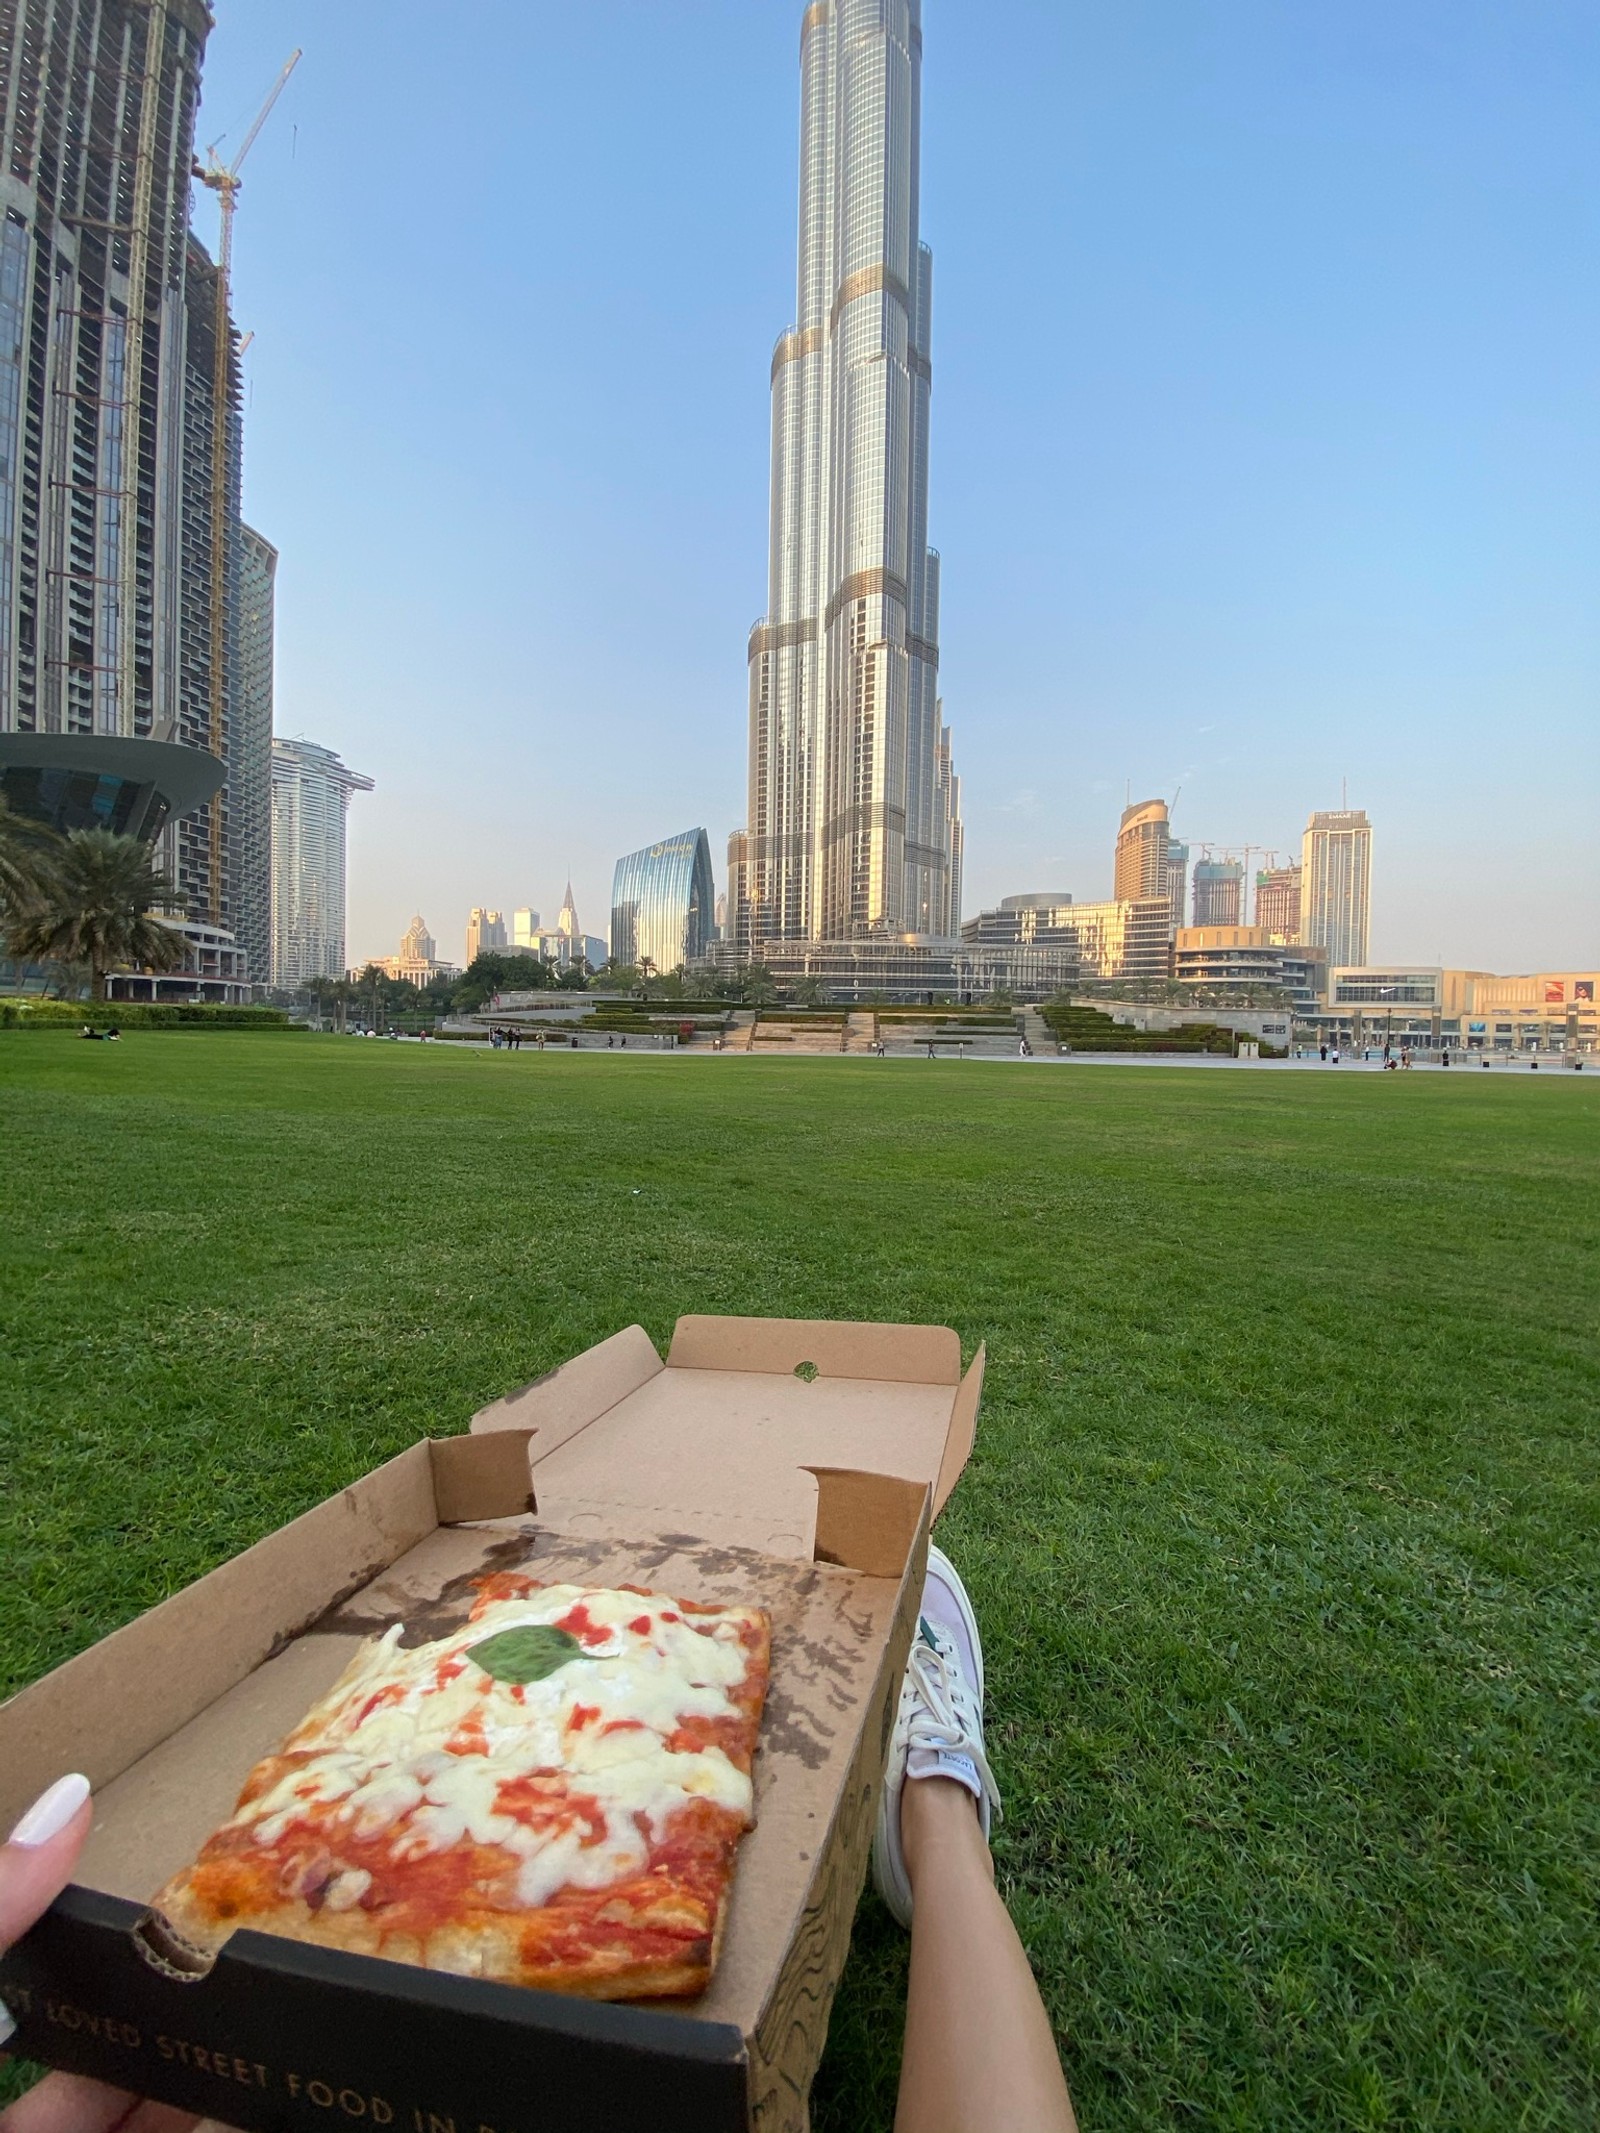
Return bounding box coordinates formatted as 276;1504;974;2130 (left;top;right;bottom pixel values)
0;1316;983;2133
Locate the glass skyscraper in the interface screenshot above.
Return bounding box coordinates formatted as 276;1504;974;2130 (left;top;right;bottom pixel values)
611;829;714;975
269;737;372;987
732;0;961;951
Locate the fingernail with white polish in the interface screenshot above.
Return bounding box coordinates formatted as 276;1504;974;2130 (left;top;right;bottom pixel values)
8;1773;91;1848
0;1997;16;2047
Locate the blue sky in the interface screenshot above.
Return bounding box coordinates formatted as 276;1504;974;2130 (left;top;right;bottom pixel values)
200;0;1598;973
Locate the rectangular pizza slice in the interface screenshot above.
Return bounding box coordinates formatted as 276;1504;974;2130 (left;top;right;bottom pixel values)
151;1573;771;2000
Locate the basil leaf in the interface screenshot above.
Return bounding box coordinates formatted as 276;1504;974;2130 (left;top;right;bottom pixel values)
468;1624;590;1684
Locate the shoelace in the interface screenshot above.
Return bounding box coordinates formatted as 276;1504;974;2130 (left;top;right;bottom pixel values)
903;1631;1003;1821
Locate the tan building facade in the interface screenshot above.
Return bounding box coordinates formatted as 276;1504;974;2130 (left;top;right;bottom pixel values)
377;916;457;987
465;908;508;965
1315;967;1598;1052
1301;810;1371;967
1174;926;1327;1010
1114;799;1171;905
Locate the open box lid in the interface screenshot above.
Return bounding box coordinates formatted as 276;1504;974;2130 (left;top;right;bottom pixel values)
471;1317;984;1566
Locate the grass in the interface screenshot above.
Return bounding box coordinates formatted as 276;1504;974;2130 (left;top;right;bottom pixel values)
2;1032;1597;2131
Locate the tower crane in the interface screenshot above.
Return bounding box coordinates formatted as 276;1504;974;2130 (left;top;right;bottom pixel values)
193;50;301;922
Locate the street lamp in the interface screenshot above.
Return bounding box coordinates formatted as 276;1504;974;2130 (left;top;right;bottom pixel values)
1377;984;1397;1062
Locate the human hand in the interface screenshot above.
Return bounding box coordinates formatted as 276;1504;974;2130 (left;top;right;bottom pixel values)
1;1775;197;2132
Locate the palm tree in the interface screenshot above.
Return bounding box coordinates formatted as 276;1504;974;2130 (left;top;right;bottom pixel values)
3;829;185;1002
0;795;62;920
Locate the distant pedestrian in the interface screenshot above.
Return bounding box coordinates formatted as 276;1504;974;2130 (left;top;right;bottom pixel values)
1319;1044;1328;1062
1331;1049;1340;1065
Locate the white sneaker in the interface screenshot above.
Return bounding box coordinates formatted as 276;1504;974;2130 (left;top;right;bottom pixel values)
870;1542;1003;1928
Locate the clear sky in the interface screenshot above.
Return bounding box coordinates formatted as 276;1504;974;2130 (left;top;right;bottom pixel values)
199;0;1598;974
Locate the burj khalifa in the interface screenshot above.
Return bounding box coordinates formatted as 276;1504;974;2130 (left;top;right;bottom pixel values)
731;0;962;952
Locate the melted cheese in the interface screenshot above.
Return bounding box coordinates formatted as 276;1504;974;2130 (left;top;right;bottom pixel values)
240;1585;756;1908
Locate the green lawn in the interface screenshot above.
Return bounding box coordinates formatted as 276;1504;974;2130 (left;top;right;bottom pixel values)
2;1033;1597;2131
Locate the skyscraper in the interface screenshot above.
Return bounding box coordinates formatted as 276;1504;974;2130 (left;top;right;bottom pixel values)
1192;857;1245;928
0;0;209;745
269;737;372;986
1254;864;1302;941
556;881;581;944
1301;809;1372;968
1114;799;1171;904
1166;840;1190;934
465;908;508;964
732;0;960;951
0;5;277;984
174;233;242;944
234;525;277;987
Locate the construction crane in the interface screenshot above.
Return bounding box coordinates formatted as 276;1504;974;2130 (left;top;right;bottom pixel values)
193;50;301;923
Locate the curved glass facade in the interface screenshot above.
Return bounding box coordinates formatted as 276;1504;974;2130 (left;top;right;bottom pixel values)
610;829;715;974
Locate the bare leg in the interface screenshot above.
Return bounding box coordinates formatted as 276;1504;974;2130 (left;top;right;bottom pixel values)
895;1777;1077;2133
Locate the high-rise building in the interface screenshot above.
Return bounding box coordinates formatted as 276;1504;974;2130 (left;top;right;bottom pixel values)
1166;840;1189;934
0;0;209;743
611;829;715;975
465;908;508;964
1192;857;1245;928
732;0;960;951
1254;864;1302;941
1114;800;1171;904
936;713;963;930
512;907;542;948
269;737;372;986
173;233;242;942
234;526;277;986
0;2;239;867
0;5;282;993
1301;810;1371;969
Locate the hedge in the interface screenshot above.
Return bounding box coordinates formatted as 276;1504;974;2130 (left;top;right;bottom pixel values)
0;998;291;1031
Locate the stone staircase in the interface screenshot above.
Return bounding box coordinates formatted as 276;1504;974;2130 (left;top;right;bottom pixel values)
748;1014;851;1056
842;1011;877;1054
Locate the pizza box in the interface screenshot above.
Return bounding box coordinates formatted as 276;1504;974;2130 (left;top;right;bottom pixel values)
0;1315;983;2133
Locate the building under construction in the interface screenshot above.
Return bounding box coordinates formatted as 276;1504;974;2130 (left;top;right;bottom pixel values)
0;0;275;988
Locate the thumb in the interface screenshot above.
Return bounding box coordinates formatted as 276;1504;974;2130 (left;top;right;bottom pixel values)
0;1775;93;1956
